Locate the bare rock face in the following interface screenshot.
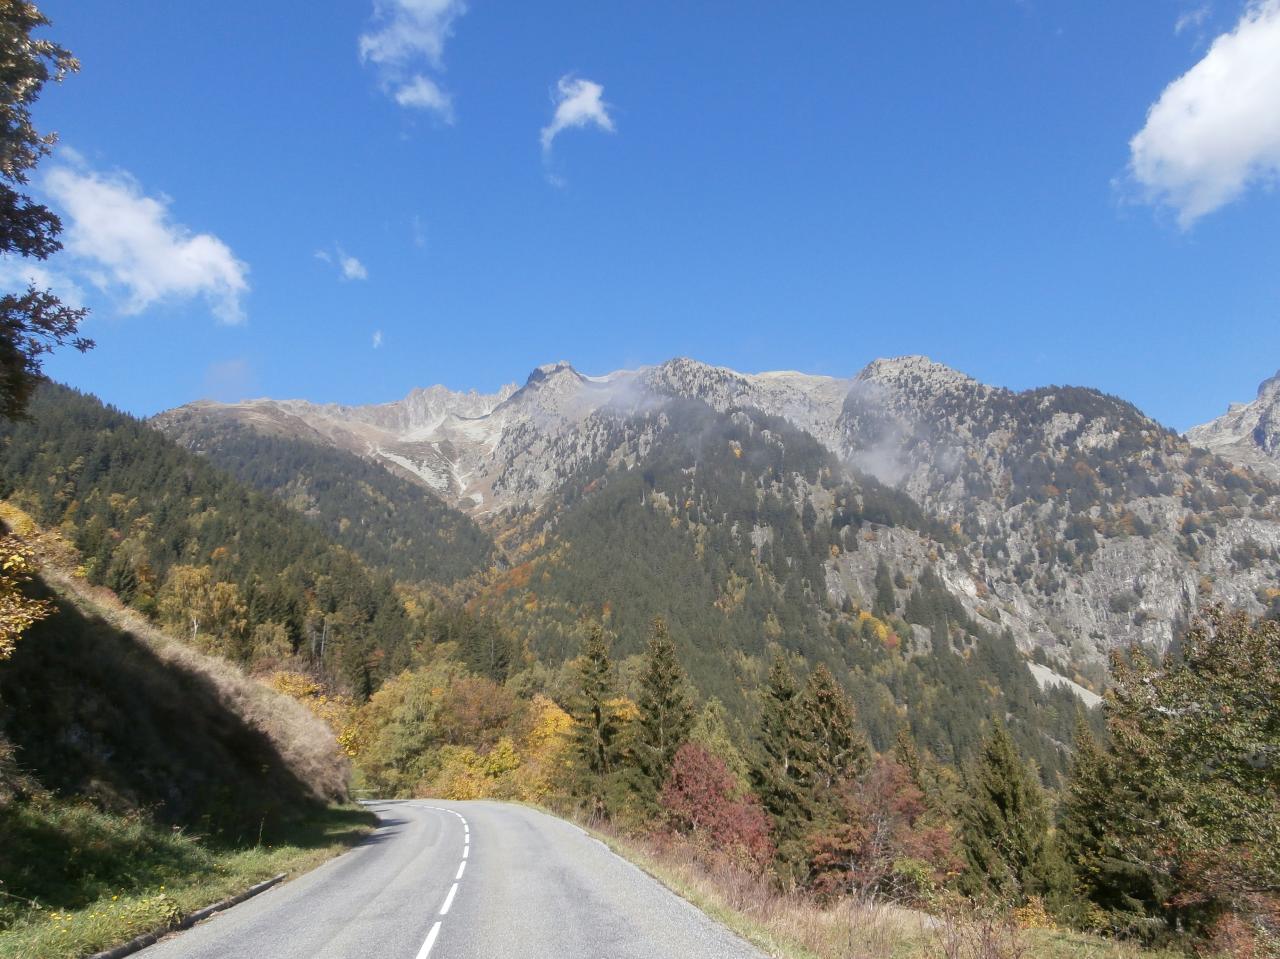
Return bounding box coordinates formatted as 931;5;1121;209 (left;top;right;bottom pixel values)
153;355;1280;671
1187;370;1280;477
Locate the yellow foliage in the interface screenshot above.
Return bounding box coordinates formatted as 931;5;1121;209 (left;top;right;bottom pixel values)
267;670;360;757
0;531;54;661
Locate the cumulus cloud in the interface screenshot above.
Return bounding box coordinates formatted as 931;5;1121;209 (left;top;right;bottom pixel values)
43;162;249;323
372;329;384;349
315;246;369;281
540;76;615;154
360;0;466;121
1129;0;1280;226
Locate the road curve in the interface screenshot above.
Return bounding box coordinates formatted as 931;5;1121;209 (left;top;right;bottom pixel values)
141;800;766;959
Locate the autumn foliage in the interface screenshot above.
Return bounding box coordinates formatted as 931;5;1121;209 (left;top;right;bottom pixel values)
660;742;773;871
808;757;958;903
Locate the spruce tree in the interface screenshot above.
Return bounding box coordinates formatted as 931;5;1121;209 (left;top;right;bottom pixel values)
873;558;896;617
1059;718;1162;925
959;721;1060;905
751;652;809;839
570;624;623;814
635;617;695;795
796;664;870;801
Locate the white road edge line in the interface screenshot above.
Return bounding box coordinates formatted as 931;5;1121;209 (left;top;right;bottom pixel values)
440;882;459;915
456;860;466;880
415;920;441;959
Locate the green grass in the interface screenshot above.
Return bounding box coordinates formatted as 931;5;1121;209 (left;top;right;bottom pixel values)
0;799;375;959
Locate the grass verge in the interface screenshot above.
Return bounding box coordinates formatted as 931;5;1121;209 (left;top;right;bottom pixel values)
581;823;1188;959
0;800;375;959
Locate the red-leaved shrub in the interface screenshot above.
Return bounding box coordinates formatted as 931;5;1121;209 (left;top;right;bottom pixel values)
660;742;773;870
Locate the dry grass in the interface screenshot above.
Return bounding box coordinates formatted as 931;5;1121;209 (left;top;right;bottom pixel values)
582;824;1188;959
42;567;350;804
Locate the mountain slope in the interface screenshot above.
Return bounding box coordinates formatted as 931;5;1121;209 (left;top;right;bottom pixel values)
0;384;418;695
151;414;496;586
159;355;1280;677
1187;368;1280;478
834;355;1280;671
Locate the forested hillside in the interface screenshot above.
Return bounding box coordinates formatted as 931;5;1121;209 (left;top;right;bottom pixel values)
154;414;496;586
477;399;1087;780
0;385;419;696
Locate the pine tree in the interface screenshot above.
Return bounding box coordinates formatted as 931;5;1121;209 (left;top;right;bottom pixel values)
570;624;623;815
959;721;1061;905
873;558;896;617
635;617;695;795
751;653;809;841
1059;717;1163;926
796;663;870;801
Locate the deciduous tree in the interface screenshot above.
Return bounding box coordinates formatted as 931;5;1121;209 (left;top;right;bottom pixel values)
0;1;91;419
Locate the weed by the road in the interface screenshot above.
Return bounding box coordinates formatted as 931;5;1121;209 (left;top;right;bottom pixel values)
586;824;1191;959
0;801;374;959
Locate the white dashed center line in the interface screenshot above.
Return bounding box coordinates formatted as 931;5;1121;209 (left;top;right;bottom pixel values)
414;806;471;959
440;882;459;915
414;921;441;959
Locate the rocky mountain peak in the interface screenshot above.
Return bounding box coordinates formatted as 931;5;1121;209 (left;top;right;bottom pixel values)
524;360;581;387
855;355;984;396
1186;368;1280;475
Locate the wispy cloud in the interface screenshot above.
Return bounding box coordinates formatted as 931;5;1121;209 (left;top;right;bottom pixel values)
540;75;615;155
315;245;369;281
360;0;466;122
1174;4;1211;34
43;159;249;323
0;259;86;310
1129;0;1280;227
372;329;384;349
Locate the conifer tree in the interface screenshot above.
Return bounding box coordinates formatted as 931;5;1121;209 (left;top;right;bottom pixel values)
570;624;623;814
751;652;809;840
959;721;1061;905
635;617;695;794
1059;717;1162;925
873;558;896;617
796;664;870;800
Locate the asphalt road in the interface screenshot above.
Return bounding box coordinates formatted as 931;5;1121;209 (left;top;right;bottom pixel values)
142;800;767;959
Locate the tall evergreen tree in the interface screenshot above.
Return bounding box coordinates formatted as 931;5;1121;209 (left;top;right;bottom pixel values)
635;617;695;795
959;721;1062;905
751;653;809;844
873;558;896;617
569;624;624;815
1059;717;1164;927
796;663;870;800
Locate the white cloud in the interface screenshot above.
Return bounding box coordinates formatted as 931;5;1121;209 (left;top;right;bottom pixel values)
372;329;384;349
44;162;249;323
360;0;466;121
315;245;368;281
1175;4;1211;34
394;75;453;120
0;258;86;310
1129;0;1280;226
540;76;615;154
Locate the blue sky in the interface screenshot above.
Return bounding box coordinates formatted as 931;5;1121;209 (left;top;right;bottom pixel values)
18;0;1280;430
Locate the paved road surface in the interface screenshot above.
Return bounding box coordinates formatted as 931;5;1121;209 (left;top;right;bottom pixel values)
142;800;766;959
